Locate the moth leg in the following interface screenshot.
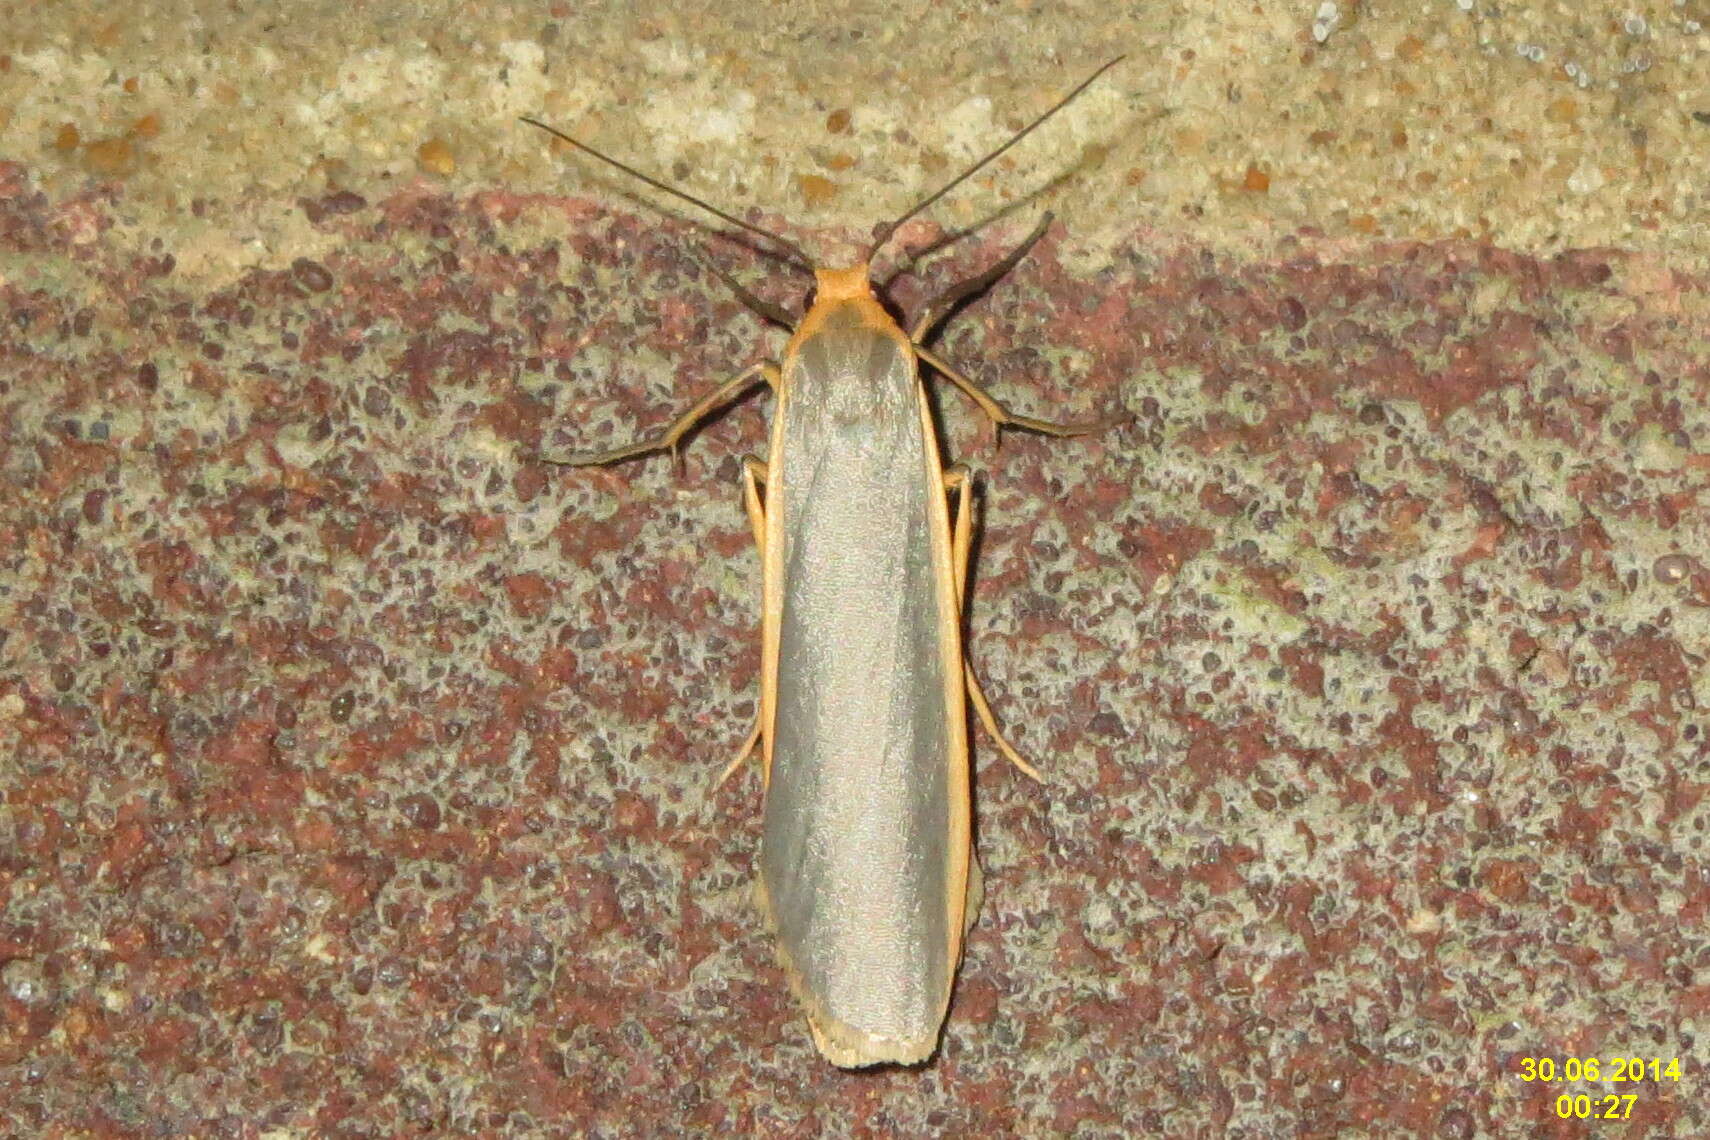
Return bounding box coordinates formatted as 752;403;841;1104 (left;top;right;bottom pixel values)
909;212;1054;344
740;454;768;552
712;717;763;795
542;361;779;470
944;464;974;596
708;454;770;798
707;260;795;330
943;466;1044;782
916;344;1122;443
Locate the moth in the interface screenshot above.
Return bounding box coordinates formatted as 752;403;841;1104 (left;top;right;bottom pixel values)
527;56;1123;1066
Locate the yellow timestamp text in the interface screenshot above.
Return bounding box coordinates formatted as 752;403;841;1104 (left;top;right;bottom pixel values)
1516;1056;1682;1083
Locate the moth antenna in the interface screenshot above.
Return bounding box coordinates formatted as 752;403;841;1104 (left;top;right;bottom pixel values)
866;55;1125;265
522;116;816;273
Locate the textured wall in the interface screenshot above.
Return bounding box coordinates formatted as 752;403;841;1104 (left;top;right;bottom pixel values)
2;1;1706;1135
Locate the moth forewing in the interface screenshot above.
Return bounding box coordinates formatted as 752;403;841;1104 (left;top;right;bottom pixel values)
755;269;972;1066
527;57;1126;1068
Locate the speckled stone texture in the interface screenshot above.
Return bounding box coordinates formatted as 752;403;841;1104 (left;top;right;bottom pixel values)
2;163;1706;1136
